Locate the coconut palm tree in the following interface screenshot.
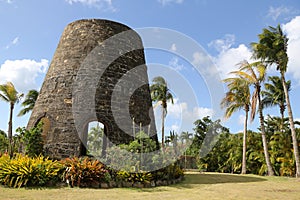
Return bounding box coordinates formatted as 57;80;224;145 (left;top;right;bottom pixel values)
221;77;250;174
262;76;291;127
150;76;174;150
18;89;39;116
0;82;23;156
232;60;274;176
252;25;300;177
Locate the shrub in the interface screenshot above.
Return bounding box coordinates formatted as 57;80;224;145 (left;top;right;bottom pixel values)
116;170;152;184
0;154;62;188
16;122;43;157
61;157;109;188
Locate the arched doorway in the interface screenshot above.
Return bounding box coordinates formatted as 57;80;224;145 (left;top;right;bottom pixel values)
81;121;107;157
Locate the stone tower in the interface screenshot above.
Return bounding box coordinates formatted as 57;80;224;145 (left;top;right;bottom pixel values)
27;19;157;159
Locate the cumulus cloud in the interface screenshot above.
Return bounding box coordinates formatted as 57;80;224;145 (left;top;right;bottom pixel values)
65;0;116;11
166;98;213;130
209;35;252;79
168;57;184;71
283;16;300;85
0;59;49;93
158;0;184;6
208;34;235;53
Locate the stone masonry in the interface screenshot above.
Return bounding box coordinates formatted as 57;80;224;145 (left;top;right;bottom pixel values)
27;19;157;159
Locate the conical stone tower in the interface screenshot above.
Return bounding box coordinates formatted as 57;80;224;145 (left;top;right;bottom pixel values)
27;19;157;159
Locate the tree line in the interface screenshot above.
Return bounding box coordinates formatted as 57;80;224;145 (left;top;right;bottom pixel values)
0;24;299;177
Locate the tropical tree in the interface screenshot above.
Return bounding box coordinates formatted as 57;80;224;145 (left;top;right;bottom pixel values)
180;131;193;144
166;130;179;154
87;124;104;156
232;61;274;176
221;77;250;174
150;76;174;150
252;25;300;177
18;89;39;116
262;76;291;127
0;130;8;153
0;82;23;156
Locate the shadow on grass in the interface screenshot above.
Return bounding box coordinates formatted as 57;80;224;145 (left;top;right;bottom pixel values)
138;173;267;192
171;173;267;189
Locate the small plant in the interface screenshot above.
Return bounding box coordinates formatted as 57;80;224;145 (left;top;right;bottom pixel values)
0;154;62;188
61;157;108;188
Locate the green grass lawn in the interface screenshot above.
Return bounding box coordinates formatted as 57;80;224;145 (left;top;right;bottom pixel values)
1;172;300;200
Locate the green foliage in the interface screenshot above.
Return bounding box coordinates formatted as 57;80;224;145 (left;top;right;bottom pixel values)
87;124;103;156
116;170;152;184
16;122;44;157
187;117;229;157
0;130;8;154
61;157;109;187
18;89;39;116
0;154;62;188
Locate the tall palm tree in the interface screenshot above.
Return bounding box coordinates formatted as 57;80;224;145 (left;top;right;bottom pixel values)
252;25;300;177
180;131;193;144
18;89;39;116
150;76;174;150
262;76;291;125
232;60;274;176
221;77;250;174
0;82;23;156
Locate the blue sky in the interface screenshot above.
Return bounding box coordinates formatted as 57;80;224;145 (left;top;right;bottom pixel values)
0;0;300;139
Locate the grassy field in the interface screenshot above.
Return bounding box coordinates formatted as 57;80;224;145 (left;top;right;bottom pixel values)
0;172;300;200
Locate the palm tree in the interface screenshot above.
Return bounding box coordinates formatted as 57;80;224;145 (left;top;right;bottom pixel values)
87;124;104;156
221;77;250;174
0;82;23;156
18;89;39;116
232;60;274;176
252;25;300;177
262;76;291;127
180;131;193;144
150;76;174;150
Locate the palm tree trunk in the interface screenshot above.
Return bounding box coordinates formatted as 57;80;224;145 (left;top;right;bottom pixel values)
161;107;165;150
101;125;108;158
281;73;300;177
241;108;248;174
280;104;285;133
8;103;14;157
257;89;274;176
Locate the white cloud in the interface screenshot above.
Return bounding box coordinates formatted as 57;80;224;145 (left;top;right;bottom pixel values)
192;51;211;66
283;16;300;85
208;34;235;53
65;0;116;11
213;44;252;79
170;43;177;51
267;6;291;21
0;59;48;93
158;0;184;6
166;98;213;129
154;98;213;133
209;35;252;79
5;36;19;49
168;57;184;71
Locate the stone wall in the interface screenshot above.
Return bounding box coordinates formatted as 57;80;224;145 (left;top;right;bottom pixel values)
27;19;157;159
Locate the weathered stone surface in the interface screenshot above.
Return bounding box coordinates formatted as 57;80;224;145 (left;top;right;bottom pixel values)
27;19;157;159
